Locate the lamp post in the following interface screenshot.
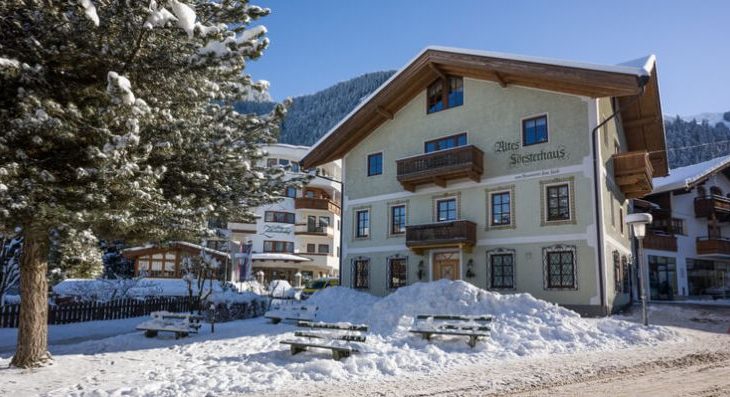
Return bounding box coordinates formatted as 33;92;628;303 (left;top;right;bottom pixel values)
626;212;653;326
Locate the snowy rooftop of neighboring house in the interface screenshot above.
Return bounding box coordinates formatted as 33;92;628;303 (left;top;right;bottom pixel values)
122;241;229;258
250;253;312;262
652;154;730;194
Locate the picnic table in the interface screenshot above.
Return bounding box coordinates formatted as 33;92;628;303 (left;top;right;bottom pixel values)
136;311;203;339
409;314;492;348
280;320;369;360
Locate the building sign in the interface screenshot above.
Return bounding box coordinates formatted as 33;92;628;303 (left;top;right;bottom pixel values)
264;224;292;235
493;140;568;167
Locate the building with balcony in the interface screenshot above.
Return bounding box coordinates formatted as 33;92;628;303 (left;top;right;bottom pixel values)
301;47;667;316
636;155;730;300
227;144;342;286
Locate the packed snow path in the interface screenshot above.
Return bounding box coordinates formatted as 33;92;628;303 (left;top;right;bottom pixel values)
0;281;690;396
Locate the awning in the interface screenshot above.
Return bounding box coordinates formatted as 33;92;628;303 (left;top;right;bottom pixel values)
250;253;312;262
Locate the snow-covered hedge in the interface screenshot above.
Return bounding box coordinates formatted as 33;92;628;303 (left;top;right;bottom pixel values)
53;278;249;302
204;292;269;323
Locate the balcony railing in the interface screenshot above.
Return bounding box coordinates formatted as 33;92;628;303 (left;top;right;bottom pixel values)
396;145;484;192
294;197;341;216
405;220;477;252
612;151;653;198
294;223;331;235
694;195;730;220
696;236;730;256
642;232;677;252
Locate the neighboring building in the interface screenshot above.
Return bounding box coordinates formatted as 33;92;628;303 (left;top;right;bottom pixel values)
228;144;342;285
636;155;730;300
301;47;667;315
123;241;230;279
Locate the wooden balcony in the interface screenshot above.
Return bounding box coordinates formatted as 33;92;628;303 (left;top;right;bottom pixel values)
612;151;653;198
405;220;477;253
642;232;677;252
396;145;484;192
694;195;730;221
294;223;332;236
696;237;730;256
294;197;341;216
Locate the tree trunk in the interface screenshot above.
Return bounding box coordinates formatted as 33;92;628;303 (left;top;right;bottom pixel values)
10;232;51;368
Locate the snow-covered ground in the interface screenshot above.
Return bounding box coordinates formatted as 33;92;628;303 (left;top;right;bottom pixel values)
0;280;685;396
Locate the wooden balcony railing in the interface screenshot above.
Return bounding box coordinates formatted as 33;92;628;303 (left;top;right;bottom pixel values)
405;220;477;253
642;232;677;252
696;236;730;256
612;151;653;198
694;195;730;221
294;197;341;216
396;145;484;192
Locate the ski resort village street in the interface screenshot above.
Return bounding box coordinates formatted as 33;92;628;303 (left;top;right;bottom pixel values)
1;282;729;397
3;2;730;396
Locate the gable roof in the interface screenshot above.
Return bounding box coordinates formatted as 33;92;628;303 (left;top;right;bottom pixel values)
122;241;230;260
651;154;730;194
300;46;667;176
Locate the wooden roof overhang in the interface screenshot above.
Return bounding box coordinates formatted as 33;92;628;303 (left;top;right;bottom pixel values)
122;242;229;261
300;48;668;177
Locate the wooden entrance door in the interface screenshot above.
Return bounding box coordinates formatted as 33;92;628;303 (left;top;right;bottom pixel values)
433;251;460;280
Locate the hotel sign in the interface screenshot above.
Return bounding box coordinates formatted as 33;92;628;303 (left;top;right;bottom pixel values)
264;225;292;235
493;140;568;167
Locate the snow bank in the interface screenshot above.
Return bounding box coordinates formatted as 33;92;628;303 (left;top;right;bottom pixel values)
27;281;679;396
308;280;677;349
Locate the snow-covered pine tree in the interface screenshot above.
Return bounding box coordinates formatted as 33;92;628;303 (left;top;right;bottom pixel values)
0;0;293;367
101;240;135;279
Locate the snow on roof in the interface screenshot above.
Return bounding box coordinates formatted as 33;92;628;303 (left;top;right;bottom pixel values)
250;253;312;262
305;46;656;161
122;241;229;258
427;46;655;77
652;154;730;194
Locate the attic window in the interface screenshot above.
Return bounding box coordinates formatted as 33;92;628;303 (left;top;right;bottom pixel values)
427;76;463;114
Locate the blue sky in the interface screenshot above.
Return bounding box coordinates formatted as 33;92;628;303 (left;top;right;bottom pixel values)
246;1;730;116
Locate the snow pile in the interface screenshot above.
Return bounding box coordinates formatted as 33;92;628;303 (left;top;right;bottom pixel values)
29;281;679;396
269;279;298;298
308;280;677;348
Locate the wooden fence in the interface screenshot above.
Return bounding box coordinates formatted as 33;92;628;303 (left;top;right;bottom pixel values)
0;296;201;328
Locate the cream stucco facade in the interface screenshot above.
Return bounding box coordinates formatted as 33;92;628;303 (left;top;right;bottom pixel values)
339;78;635;315
227;144;342;286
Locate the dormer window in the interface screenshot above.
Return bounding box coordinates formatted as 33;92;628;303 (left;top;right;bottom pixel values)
427;76;463;114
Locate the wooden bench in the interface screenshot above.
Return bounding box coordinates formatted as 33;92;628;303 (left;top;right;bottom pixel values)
264;303;318;324
281;320;369;360
297;320;369;332
136;311;203;339
280;340;358;361
410;314;492;348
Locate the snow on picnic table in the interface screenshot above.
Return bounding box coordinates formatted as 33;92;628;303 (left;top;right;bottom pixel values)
0;280;679;397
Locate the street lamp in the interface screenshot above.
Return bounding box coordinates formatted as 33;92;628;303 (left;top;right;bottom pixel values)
626;212;653;326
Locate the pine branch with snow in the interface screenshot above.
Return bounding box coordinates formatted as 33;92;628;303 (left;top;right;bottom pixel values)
0;0;290;367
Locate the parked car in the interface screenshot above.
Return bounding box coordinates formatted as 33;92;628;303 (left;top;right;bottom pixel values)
705;285;730;300
301;277;339;298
